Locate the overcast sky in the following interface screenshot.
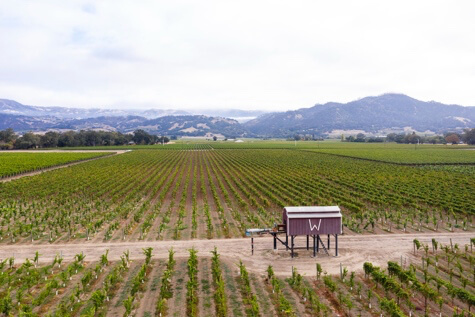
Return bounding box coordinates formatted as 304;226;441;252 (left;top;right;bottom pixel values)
1;1;475;111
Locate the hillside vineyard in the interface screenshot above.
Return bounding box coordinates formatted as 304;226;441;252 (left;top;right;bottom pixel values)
0;148;473;243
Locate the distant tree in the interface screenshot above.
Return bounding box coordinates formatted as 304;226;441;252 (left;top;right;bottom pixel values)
405;132;422;144
386;133;398;142
213;136;218;141
463;128;475;145
425;135;445;144
74;130;87;146
0;128;16;143
101;132;115;146
158;136;169;144
367;137;384;143
133;129;153;144
14;132;40;149
354;133;366;142
445;133;460;145
84;130;101;146
58;131;78;147
115;132;131;145
40;131;59;147
0;129;136;148
394;134;406;143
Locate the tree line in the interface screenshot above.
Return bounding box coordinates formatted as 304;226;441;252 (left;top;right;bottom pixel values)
344;128;475;145
0;128;169;149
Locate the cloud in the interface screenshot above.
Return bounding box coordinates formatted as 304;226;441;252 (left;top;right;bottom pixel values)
81;3;96;14
91;46;145;62
0;1;474;110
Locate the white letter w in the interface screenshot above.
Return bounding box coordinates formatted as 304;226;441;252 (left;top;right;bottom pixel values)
309;219;322;232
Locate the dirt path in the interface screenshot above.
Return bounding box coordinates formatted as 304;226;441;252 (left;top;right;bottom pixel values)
134;260;164;317
2;232;473;278
0;150;128;183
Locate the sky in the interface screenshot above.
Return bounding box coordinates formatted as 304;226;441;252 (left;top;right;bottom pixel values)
1;1;475;111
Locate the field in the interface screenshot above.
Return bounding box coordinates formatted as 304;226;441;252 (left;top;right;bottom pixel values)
0;234;473;317
0;147;473;243
0;141;473;316
0;152;113;179
305;143;475;164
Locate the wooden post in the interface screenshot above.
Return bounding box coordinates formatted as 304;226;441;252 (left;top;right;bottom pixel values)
285;234;289;250
327;234;330;250
306;235;309;250
313;235;316;257
273;234;277;250
317;235;320;252
335;234;338;256
291;236;295;258
251;237;254;255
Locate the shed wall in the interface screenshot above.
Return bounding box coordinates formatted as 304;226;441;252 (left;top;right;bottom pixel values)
287;217;342;235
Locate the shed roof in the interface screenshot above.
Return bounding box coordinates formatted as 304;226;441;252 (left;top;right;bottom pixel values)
287;213;342;219
284;206;340;213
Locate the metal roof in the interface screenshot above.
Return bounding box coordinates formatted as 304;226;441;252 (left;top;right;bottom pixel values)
287;213;342;219
284;206;341;213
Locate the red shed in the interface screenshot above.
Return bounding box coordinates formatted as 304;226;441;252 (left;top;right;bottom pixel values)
283;206;342;236
269;206;342;258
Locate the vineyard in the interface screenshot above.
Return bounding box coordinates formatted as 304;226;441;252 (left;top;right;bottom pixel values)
303;143;475;164
0;152;112;179
0;148;473;244
0;238;474;317
0;143;474;316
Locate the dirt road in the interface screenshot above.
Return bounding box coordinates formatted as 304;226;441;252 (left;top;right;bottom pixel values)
1;232;472;276
0;150;128;183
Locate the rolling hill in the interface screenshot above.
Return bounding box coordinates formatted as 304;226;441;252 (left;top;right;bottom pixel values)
1;94;474;137
244;94;475;137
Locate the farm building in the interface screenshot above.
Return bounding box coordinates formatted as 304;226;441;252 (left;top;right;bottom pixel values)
273;206;342;258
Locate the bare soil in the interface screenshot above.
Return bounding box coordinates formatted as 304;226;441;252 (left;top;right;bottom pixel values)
134;260;164;317
2;232;472;278
198;257;215;317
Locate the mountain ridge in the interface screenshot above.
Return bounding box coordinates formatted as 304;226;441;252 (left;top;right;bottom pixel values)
244;93;475;137
1;94;474;137
0;99;264;122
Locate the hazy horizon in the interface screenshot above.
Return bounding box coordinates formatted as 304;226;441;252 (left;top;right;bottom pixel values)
1;1;475;111
3;92;475;113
